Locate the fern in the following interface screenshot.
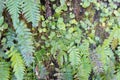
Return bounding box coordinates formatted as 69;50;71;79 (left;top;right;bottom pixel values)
6;47;25;80
6;0;35;65
110;27;120;40
22;0;40;27
6;29;16;48
68;46;80;67
16;21;34;66
0;62;10;80
54;66;73;80
24;66;36;80
0;0;5;17
116;70;120;80
76;40;91;79
102;27;120;48
5;21;35;66
6;0;21;27
98;27;120;65
63;66;73;80
76;56;91;80
79;40;89;55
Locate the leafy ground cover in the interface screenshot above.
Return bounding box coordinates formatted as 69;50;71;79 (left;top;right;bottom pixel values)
0;0;120;80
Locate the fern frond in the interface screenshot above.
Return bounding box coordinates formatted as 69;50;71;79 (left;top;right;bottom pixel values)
74;40;91;79
102;27;120;48
6;0;21;27
0;49;8;58
99;27;119;65
110;27;120;39
54;66;73;80
22;0;40;27
16;21;35;66
0;0;5;17
116;70;120;80
6;29;16;48
79;40;89;55
68;46;80;66
63;66;73;80
0;62;10;80
96;45;114;73
7;47;25;80
76;56;91;80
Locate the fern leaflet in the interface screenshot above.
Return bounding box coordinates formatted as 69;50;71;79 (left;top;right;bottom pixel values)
76;57;91;80
22;0;40;27
63;66;73;80
68;46;80;66
0;0;5;17
7;47;25;80
0;62;10;80
16;21;35;66
6;0;21;27
6;29;16;48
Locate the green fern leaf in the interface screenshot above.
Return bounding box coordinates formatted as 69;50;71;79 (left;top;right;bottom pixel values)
6;0;21;27
116;70;120;80
22;0;40;27
111;27;120;39
6;29;16;47
0;0;5;17
16;21;35;66
0;62;10;80
76;56;91;80
63;66;73;80
68;46;80;66
7;47;25;80
103;27;120;48
79;40;89;55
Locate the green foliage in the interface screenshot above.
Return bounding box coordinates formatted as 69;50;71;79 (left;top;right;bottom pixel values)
6;0;40;27
6;0;21;27
0;0;5;17
54;66;73;80
6;47;25;80
16;21;34;66
81;0;91;8
76;56;91;80
68;46;80;66
6;29;16;48
0;0;120;80
22;0;40;27
63;66;73;80
0;62;10;80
